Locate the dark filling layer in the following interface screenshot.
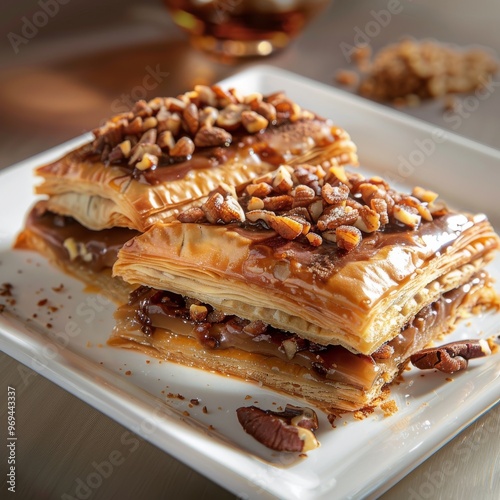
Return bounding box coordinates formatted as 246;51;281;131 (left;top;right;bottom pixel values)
118;273;486;390
24;204;138;272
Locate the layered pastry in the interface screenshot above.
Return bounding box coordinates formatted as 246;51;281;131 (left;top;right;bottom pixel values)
110;164;500;411
15;201;138;303
16;86;358;302
33;87;358;232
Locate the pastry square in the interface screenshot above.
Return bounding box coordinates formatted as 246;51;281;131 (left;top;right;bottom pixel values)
16;87;358;300
111;165;499;411
34;87;358;232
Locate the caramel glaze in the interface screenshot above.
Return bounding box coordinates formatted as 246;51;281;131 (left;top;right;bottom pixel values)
241;212;475;284
82;118;339;186
25;203;138;272
118;272;486;390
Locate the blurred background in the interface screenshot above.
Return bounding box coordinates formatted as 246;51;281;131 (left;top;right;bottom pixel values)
1;1;499;499
1;0;500;171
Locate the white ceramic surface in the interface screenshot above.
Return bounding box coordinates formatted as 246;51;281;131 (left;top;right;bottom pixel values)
0;67;499;500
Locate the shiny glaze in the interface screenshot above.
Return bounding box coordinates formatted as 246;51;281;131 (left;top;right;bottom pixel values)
225;212;478;324
82;118;338;186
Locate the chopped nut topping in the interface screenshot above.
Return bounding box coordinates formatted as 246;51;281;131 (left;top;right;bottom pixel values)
91;87;320;173
178;163;448;251
189;304;208;322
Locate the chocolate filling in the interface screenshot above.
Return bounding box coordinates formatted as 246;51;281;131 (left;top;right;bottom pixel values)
24;204;138;272
114;272;487;390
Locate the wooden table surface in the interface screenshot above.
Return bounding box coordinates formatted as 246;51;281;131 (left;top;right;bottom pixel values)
1;1;499;498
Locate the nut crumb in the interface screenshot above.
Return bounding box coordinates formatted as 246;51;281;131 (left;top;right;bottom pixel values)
0;283;13;297
380;400;398;417
335;69;359;86
125;370;132;375
202;406;208;414
336;38;498;107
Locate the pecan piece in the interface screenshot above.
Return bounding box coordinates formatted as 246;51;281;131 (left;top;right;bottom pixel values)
108;140;132;163
183;103;199;135
280;336;309;360
292;184;316;207
246;182;273;198
306;232;323;247
272;165;294;194
317;206;358;231
412;186;439;204
236;405;320;452
202;192;245;224
194;84;217;107
198;106;219;128
135;153;158;171
370;198;389;225
262;194;294;212
410;339;491;373
321;182;349;205
246;196;265;211
157;130;175;151
268;215;304;240
189;304;208;322
177;207;206;223
251;100;277;123
124;116;143;135
170;136;195;157
336;225;362;251
355;205;381;233
194;126;232;147
393;204;421;228
241;110;269;133
216;103;248;130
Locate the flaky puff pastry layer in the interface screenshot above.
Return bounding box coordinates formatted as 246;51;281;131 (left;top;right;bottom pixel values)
113;213;499;354
109;274;497;412
35;120;357;232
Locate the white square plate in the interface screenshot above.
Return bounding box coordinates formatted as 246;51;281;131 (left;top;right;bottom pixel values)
0;66;499;500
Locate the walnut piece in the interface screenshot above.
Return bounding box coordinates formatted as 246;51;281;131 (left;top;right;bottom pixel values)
236;405;320;452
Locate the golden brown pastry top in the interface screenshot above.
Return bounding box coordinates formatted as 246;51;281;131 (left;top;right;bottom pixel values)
35;88;358;231
114;165;500;353
85;87;351;177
